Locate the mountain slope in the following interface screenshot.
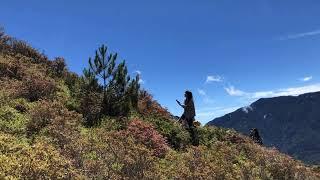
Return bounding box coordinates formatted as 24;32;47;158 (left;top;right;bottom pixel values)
1;28;319;179
208;92;320;164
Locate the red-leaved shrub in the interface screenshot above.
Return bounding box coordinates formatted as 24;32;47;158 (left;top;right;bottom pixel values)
120;119;169;157
0;29;48;64
20;74;56;101
138;90;171;119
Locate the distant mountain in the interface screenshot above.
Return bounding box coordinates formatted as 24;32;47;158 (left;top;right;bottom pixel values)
207;92;320;164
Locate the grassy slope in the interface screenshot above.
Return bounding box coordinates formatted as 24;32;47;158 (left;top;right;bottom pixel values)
0;35;319;179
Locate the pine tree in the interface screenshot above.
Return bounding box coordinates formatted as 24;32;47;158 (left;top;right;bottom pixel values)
127;74;140;109
84;44;141;117
88;44;116;95
106;61;131;116
79;68;103;126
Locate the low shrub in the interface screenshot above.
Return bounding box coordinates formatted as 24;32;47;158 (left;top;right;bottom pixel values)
138;90;171;119
144;116;191;150
54;80;80;110
80;130;159;179
0;106;28;135
120;119;169;157
157;145;237;179
20;73;56;102
26;99;83;168
79;91;103;126
0;133;82;179
0;55;56;102
0;55;22;79
0;30;48;64
235;143;318;179
49;57;67;78
26;100;65;136
198;126;246;147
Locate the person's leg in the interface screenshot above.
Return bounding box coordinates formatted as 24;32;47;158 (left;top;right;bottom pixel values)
187;118;193;128
186;118;199;146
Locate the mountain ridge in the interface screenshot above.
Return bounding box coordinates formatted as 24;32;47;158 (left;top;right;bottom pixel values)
208;91;320;164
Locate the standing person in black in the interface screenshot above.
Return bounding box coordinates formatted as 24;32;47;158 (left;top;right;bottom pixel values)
176;91;198;146
249;128;263;145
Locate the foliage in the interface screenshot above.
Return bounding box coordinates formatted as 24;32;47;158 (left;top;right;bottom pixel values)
0;55;57;102
79;129;159;179
0;133;81;179
84;45;140;116
143;115;191;150
0;27;48;64
157;142;319;180
26;100;60;136
26;100;80;138
0;106;28;135
119;119;169;157
198;126;239;147
104;60;131;116
20;71;56;101
88;44;116;92
80;91;103;126
138;90;171;119
49;57;67;78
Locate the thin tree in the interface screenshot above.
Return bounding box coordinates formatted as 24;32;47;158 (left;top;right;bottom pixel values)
88;44;116;96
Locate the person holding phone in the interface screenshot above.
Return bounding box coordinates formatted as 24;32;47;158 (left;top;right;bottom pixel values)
176;90;195;128
176;91;198;145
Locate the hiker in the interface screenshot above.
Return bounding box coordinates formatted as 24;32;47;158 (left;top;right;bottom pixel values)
176;91;195;128
249;128;263;145
176;91;198;146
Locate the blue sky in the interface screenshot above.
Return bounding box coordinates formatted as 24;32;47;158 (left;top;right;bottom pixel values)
1;0;320;124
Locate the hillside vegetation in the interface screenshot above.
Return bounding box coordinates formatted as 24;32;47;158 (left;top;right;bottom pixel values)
0;28;319;179
208;92;320;165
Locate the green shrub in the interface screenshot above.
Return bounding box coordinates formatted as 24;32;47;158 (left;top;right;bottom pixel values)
99;116;129;131
157;145;237;179
0;133;82;179
54;80;80;110
198;126;242;147
0;90;11;107
43;108;82;163
8;98;32;113
144;116;191;150
80;130;159;179
0;106;28;135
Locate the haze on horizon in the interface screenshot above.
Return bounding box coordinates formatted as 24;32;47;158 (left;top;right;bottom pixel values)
1;0;320;124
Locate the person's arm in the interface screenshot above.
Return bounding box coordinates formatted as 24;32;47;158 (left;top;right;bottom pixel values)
176;100;186;108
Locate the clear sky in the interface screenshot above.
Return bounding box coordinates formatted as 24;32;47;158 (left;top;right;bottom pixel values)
1;0;320;124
